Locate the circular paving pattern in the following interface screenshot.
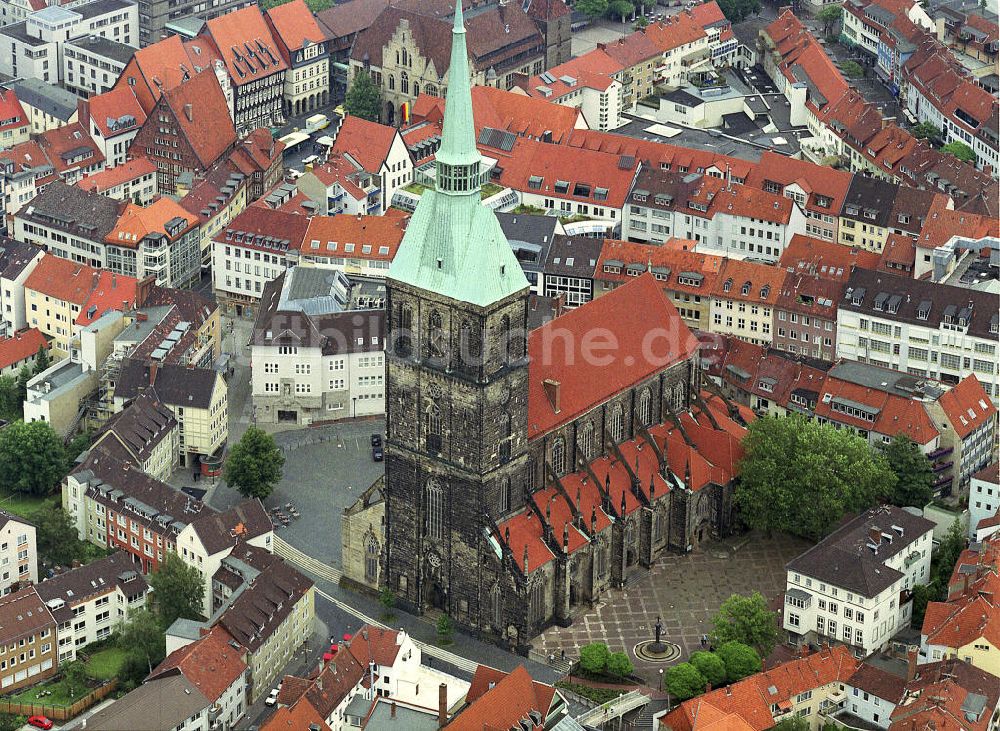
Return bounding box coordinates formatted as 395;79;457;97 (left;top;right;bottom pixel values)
633;640;682;663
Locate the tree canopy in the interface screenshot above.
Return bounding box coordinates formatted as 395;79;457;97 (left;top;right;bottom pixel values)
579;642;611;674
841;60;865;78
735;415;894;541
0;420;67;496
344;70;382;123
883;434;933;508
716;0;760;23
910;121;941;141
116;609;166;679
33;345;51;375
716;641;762;682
607;651;634;678
35;507;97;568
608;0;634;20
149;552;205;629
941;141;975;162
817;4;842;35
223;426;285;500
690;651;726;687
576;0;609;19
711;592;780;657
665;662;707;700
0;376;21;421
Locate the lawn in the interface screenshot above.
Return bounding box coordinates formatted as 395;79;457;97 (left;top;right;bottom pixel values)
84;648;127;681
0;491;57;522
6;676;94;707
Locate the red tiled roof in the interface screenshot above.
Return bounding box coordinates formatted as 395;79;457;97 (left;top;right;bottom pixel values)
261;702;331;731
643;11;707;52
265;0;326;58
204;5;288;86
24;255;100;306
0;328;47;371
159;69;236;169
878;233;916;272
891;658;1000;731
78;158;157;194
301;212;408;261
974;463;999;486
917;206;998;250
764;10;849;115
465;665;557;708
105;199;196;248
497;510;555;572
494;136;639;210
745;151;853;216
937;375;997;440
215;206;311;251
0;89;28;132
527;273;699;438
523;49;621;98
116;35;224;114
446;665;554;730
923;588;1000;652
778;234;881;280
346;625;403;667
149;625;246;703
815;374;939;444
713;258;785;305
597;31;664;69
331;116;399;174
38;122;105;174
689;1;727;28
594;239;725;297
86;84;147;139
77;270;140;326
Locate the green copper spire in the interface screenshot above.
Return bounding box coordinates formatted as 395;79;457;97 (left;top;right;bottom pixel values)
435;0;484;192
387;0;528;307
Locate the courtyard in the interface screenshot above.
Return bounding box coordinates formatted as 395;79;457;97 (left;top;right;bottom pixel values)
531;533;811;681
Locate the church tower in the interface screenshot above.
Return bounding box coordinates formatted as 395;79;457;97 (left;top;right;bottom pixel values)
382;0;532;639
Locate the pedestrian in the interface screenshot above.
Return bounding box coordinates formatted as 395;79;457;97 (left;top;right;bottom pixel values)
701;634;707;648
560;649;566;662
548;653;554;664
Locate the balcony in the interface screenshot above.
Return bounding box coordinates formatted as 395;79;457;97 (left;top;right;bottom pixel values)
933;460;954;473
928;446;953;460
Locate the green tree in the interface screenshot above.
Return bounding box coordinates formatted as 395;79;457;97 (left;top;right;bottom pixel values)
911;121;941;141
579;642;611;675
735;415;894;541
66;430;93;471
576;0;609;19
15;365;31;406
0;715;27;731
883;434;934;508
911;580;940;626
716;641;762;682
116;609;166;675
149;552;205;628
665;662;707;700
344;70;382;123
841;60;865;78
817;4;842;35
941;141;975;162
35;506;90;567
716;0;760;23
711;591;780;657
608;0;634;20
261;0;332;10
223;426;285;500
62;659;88;698
0;420;67;496
773;718;811;731
932;518;966;589
436;614;454;645
380;587;396;620
33;345;51;375
606;651;633;678
0;375;20;420
689;651;727;687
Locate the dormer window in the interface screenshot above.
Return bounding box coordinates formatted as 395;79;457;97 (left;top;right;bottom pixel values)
741;281;751;296
760;285;770;299
594;187;609;201
573;183;591;198
723;278;733;293
917;300;931;320
527;175;542;190
554;180;569;194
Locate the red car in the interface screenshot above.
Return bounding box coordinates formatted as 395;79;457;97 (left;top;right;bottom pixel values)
28;717;53;730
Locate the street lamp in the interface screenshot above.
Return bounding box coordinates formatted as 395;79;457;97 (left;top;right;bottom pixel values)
659;668;664;692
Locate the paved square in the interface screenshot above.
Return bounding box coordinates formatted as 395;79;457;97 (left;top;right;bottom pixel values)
531;534;811;681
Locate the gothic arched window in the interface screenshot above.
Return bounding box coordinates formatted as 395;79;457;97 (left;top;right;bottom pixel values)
578;422;595;460
425;479;444;541
400;48;408;66
396;303;412;356
551;437;566;476
596;541;609;577
413;83;420;97
672;382;685;412
426;84;437;97
498;413;511;463
654;509;665;542
364;533;379;583
636;388;652;426
460;318;481;369
609;404;624;443
388;75;395;91
427;310;444;359
426;403;442;453
490;581;503;629
528;578;544;624
401;71;409;95
499;314;511;365
499;477;511;513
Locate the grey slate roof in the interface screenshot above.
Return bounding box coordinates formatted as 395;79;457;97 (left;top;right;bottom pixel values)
544;235;601;279
786;505;935;598
77;674;211;730
189;500;272;556
841;176;897;228
35;551;147;623
0;238;41;280
5;78;79;121
17;180;124;240
116;359;220;410
65;34;136;65
93;389;177;464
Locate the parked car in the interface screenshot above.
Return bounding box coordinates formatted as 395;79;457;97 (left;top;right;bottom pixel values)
265;687;280;707
371;433;382;447
372;445;384;462
28;717;53;730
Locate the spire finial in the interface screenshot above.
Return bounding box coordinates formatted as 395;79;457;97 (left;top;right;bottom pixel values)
435;0;481;194
453;0;464;30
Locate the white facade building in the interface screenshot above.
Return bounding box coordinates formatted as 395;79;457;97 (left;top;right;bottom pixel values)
783;505;935;657
0;510;36;596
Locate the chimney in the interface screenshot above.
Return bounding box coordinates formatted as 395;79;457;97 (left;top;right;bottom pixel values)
391;701;397;719
183;103;193;122
542;379;560;413
907;647;918;682
438;683;448;727
149;363;158;385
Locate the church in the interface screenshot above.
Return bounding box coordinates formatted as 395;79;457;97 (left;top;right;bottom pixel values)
347;0;754;653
